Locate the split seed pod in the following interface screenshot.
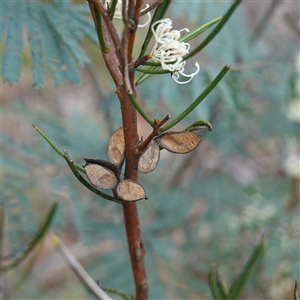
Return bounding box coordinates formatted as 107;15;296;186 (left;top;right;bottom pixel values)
84;158;118;190
108;127;125;167
156;131;201;154
138;139;160;173
116;179;146;201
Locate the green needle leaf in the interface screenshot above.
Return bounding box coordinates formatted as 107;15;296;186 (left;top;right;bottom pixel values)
109;0;118;20
161;64;230;132
100;286;134;300
33;125;120;203
209;265;229;300
33;124;86;173
134;70;153;86
63;151;121;204
94;7;109;53
127;93;154;126
179;16;223;43
5;243;43;297
134;67;169;75
228;235;266;300
138;0;172;58
2;203;59;272
184;0;243;61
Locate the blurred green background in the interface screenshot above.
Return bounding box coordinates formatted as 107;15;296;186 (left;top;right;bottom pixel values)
1;1;299;299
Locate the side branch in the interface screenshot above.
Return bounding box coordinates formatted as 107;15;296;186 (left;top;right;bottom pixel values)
137;114;170;153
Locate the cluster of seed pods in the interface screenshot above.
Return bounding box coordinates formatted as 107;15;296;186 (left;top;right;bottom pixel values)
84;127;202;202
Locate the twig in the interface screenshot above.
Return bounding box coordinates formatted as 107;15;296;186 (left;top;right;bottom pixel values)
127;0;143;59
121;1;133;94
117;85;148;300
122;202;148;299
134;54;151;68
137;114;170;153
50;234;113;300
88;2;149;298
88;2;123;87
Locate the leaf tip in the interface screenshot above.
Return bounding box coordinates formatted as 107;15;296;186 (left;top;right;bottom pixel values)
50;233;61;248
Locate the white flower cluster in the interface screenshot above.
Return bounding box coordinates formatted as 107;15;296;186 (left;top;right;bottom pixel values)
150;18;200;84
104;0;150;27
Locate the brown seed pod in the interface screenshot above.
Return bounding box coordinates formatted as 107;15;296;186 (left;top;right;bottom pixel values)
116;179;146;201
84;157;119;177
138;139;160;173
156;131;201;154
84;162;118;190
108;127;125;167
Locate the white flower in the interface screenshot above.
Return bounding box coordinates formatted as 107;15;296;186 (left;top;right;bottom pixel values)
104;0;151;27
150;18;200;84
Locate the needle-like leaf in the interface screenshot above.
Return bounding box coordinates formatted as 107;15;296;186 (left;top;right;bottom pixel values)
228;236;265;299
161;64;230;132
2;203;59;272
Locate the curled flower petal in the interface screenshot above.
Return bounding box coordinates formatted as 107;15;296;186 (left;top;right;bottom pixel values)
150;18;199;84
172;62;200;84
138;4;151;28
105;0;151;27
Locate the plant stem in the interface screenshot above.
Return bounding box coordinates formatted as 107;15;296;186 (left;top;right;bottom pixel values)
137;115;170;152
89;3;148;297
117;86;148;300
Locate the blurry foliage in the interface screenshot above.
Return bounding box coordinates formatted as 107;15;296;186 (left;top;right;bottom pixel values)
1;1;299;299
1;0;97;87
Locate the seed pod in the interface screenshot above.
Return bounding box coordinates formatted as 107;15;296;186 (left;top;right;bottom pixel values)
84;159;118;190
156;131;201;154
138;139;160;173
84;157;119;176
108;127;125;167
116;179;146;201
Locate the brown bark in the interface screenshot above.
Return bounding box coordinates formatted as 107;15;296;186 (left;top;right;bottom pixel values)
88;2;148;298
117;85;148;300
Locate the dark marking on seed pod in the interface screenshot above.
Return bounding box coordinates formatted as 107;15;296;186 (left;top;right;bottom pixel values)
84;157;119;176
